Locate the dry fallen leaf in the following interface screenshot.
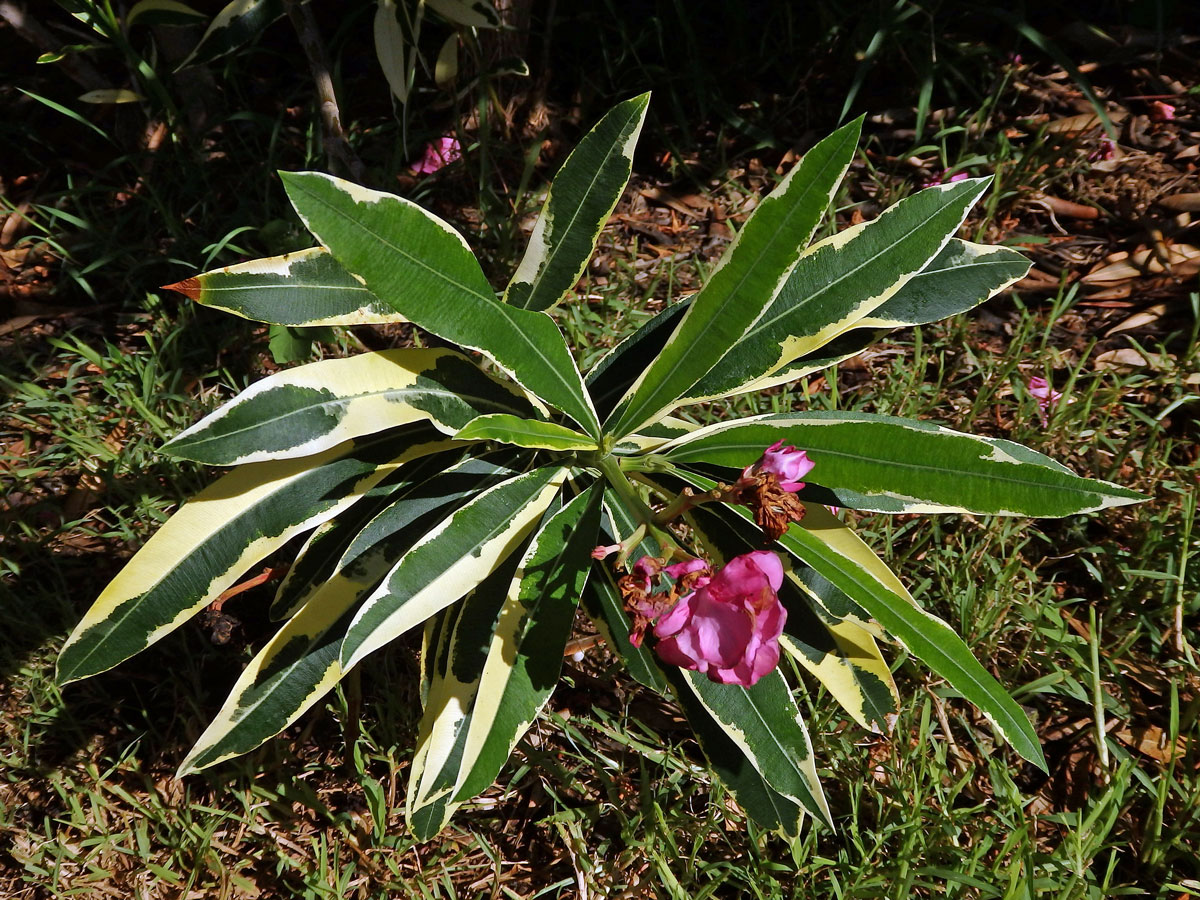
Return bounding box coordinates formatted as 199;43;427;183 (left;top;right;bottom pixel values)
1083;244;1200;283
1094;347;1170;370
1158;193;1200;212
1104;303;1167;337
1113;722;1190;765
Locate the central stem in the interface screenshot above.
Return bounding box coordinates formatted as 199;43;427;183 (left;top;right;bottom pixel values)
596;455;679;558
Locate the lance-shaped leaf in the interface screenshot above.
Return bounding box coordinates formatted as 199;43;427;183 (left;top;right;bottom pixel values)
176;0;283;70
177;454;524;774
604;118;862;437
340;465;566;671
661;411;1144;516
453;484;603;798
56;426;455;684
454;414;598;451
738;238;1032;393
282;172;600;436
269;449;465;620
505;94;649;312
427;0;500;28
680;669;832;826
684;502;898;732
163;348;531;466
164;247;402;327
586;301;687;420
408;486;603;837
663;666;804;836
684;178;991;404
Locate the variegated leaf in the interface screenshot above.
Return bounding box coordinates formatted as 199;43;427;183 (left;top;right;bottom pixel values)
176;454;522;774
427;0;499;28
661;411;1144;516
604;118;863;437
340;466;566;672
683;178;991;404
282;172;600;436
739;238;1032;393
176;0;283;70
505;94;649;312
374;0;410;104
165;247;401;327
453;414;597;451
56;425;455;684
163;348;531;466
585;301;686;420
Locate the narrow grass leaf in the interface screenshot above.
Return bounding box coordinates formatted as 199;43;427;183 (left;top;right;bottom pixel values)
604;118;863;437
163;348;530;465
282;172;600;436
505;94;649;312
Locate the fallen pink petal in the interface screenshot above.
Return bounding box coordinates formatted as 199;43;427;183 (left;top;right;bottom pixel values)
1028;375;1064;425
410;135;461;174
1150;101;1176;122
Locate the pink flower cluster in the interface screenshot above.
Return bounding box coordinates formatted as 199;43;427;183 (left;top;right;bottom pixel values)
652;551;787;686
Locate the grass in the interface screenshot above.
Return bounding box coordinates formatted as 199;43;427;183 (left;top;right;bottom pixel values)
3;1;1199;896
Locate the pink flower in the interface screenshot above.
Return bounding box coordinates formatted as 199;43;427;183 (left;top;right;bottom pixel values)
744;440;814;493
924;170;969;188
653;551;787;687
1028;376;1063;425
410;135;461;174
1150;101;1176;122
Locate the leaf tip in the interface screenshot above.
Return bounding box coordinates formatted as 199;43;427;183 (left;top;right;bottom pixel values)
162;277;201;300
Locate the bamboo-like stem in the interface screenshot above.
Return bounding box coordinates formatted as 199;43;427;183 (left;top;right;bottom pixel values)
284;0;365;183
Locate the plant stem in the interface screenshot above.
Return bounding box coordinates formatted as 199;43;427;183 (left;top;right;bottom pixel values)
596;455;677;557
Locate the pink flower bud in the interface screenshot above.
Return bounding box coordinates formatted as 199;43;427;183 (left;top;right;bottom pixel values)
745;440;814;493
591;543;621;560
653;551;787;686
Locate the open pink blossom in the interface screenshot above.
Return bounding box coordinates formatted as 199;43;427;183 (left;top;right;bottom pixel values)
1028;375;1063;425
653;550;787;686
410;135;461;174
924;170;969;188
744;440;814;493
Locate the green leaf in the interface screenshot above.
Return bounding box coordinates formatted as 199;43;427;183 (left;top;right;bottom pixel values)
427;0;500;28
604;117;862;437
664;666;804;836
281;172;600;436
662;411;1145;516
127;0;206;27
685;177;992;403
176;452;501;774
374;0;410;104
505;94;649;312
163;348;531;466
680;670;832;826
267;324;321;364
56;425;456;685
454;414;597;451
742;238;1032;392
176;0;284;70
585;301;686;420
340;465;566;672
165;247;402;327
407;486;603;838
454;484;603;799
